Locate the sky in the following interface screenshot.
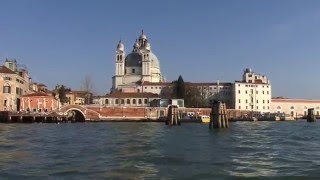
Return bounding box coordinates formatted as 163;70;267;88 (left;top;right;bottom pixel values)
1;0;320;98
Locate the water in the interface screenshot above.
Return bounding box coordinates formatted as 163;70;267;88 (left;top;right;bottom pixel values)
1;121;320;179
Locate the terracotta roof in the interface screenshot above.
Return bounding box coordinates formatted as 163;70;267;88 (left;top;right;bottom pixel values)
235;81;269;85
141;81;233;86
0;66;16;74
21;92;52;97
141;81;172;86
104;92;160;98
272;98;320;103
67;90;89;94
186;82;233;86
37;83;47;87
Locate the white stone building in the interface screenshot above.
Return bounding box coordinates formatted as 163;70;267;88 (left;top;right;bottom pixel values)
233;68;271;113
271;98;320;118
112;30;165;93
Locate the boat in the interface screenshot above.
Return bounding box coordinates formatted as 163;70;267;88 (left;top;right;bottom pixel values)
198;115;210;123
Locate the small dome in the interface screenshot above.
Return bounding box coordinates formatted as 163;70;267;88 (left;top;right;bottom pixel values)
145;42;151;51
117;40;124;52
139;30;147;39
133;39;140;49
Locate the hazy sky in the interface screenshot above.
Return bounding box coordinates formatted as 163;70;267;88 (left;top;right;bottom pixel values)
1;0;320;98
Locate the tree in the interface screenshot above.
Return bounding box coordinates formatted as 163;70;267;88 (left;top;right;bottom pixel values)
52;84;70;105
81;74;94;104
172;75;185;99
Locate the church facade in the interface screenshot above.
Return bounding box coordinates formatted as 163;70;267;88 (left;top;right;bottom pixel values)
111;31;165;93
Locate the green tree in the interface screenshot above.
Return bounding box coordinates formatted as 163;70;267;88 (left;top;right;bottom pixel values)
52;84;70;105
172;75;185;99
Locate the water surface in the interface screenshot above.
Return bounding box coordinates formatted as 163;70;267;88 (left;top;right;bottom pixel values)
1;121;320;179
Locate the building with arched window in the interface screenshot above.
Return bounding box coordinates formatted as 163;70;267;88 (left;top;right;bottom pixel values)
271;98;320;118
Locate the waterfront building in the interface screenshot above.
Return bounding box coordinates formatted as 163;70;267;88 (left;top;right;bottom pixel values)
19;92;59;112
0;59;32;111
66;91;92;105
111;30;165;93
271;97;320;118
233;68;272;113
97;92;160;107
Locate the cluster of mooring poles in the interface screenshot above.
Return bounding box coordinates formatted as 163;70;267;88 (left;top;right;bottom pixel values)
307;108;316;122
165;105;181;126
209;100;229;129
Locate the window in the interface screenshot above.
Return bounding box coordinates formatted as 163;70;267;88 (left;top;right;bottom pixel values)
256;100;258;103
3;100;7;106
138;99;142;104
238;106;241;109
3;77;11;81
256;91;258;94
256;106;259;110
246;106;248;109
159;87;162;89
277;106;281;109
145;87;147;89
132;69;135;73
263;100;265;103
3;86;11;93
16;87;19;95
137;89;140;93
290;106;294;109
124;69;127;74
262;91;264;94
238;84;240;87
144;99;148;104
238;99;241;103
105;99;109;104
133;99;136;104
151;87;153;89
238;90;240;94
246;99;248;103
263;106;265;110
245;90;248;94
121;99;124;104
126;99;130;104
115;99;119;104
267;100;270;103
267;91;269;94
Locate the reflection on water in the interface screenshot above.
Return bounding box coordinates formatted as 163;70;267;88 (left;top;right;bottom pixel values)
1;121;320;179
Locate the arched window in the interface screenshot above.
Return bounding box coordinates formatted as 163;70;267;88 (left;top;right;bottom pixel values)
105;99;109;105
126;99;130;104
144;99;148;104
290;106;294;109
138;99;142;104
121;99;124;104
277;106;281;109
115;99;119;104
133;99;136;104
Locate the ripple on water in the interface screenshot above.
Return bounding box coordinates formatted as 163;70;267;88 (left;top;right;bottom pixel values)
0;122;320;178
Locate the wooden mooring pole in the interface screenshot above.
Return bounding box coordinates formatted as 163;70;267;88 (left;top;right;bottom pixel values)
307;108;316;122
165;105;181;126
209;100;229;129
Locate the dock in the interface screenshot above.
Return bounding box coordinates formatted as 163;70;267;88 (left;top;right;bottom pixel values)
0;111;69;123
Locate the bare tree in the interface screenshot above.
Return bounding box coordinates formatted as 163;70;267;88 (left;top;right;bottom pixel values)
81;74;94;104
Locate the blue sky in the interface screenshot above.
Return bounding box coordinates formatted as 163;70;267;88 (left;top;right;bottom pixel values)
1;0;320;98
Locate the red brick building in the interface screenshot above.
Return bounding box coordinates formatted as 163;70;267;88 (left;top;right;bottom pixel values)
20;92;59;112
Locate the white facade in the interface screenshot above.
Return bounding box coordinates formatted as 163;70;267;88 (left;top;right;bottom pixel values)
271;98;320;118
112;30;164;93
234;69;271;113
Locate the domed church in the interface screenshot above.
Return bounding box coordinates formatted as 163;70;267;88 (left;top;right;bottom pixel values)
111;30;165;92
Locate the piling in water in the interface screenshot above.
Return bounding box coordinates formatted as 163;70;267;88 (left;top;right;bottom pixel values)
209;100;229;129
307;108;316;122
166;105;181;126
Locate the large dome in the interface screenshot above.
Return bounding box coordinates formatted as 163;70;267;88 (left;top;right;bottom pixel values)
125;53;142;67
124;52;160;69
